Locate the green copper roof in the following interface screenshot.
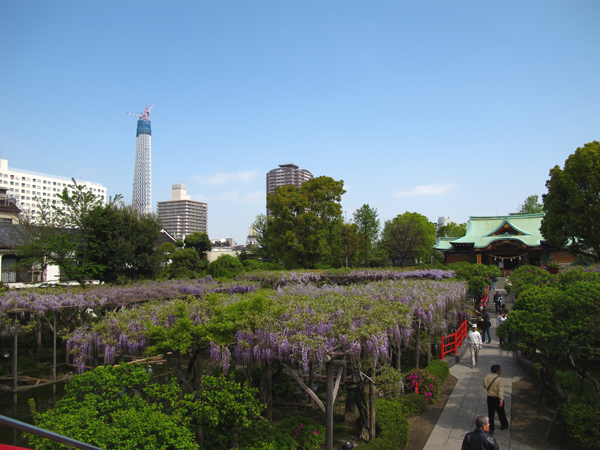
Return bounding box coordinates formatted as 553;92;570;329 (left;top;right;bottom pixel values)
434;213;545;251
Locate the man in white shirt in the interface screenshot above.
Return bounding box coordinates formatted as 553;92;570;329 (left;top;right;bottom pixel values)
496;312;507;345
465;323;482;368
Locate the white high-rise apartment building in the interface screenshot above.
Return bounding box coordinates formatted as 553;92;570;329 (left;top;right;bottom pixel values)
157;184;208;240
438;216;451;228
0;159;107;218
266;163;313;201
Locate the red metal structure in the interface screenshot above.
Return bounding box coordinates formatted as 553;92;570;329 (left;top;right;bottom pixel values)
126;103;156;120
440;318;468;360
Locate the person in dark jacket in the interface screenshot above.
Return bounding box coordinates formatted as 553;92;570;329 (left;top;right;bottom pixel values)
479;307;492;344
493;292;502;314
461;415;500;450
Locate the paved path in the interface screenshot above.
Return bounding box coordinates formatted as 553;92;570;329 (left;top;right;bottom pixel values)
424;287;534;450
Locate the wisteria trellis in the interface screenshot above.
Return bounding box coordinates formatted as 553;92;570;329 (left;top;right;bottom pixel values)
63;272;467;374
0;276;260;321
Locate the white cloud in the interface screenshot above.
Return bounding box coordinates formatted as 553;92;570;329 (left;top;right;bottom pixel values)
393;183;458;198
195;171;258;186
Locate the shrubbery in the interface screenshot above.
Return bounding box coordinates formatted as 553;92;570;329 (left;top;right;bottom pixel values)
376;367;404;400
553;369;600;449
396;393;428;417
426;360;450;383
561;399;600;450
238;417;324;450
361;399;409;450
208;254;245;279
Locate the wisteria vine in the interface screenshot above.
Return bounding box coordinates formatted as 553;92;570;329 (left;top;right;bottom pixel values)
66;278;467;374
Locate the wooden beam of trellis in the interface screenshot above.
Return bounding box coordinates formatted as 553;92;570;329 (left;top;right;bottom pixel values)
332;365;344;402
282;362;326;413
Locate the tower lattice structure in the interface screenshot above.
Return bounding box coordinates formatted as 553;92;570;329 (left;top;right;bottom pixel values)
128;104;155;214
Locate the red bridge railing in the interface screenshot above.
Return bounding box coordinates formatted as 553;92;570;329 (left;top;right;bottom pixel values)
440;318;468;360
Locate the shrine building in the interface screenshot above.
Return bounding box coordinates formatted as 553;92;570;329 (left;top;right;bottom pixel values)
434;213;576;276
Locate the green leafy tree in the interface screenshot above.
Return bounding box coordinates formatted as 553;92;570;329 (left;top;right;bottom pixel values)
207;254;244;279
541;141;600;262
250;213;274;260
498;273;600;403
340;222;360;267
143;297;270;448
381;212;436;268
519;194;544;214
28;364;199;450
18;179;106;287
166;248;204;279
436;222;467;238
506;265;554;298
155;242;177;271
353;204;381;266
448;262;500;300
267;176;345;268
197;375;264;449
184;232;212;258
82;203;163;283
161;233;212;279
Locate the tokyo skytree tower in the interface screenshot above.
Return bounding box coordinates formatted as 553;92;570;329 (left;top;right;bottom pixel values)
127;104;155;214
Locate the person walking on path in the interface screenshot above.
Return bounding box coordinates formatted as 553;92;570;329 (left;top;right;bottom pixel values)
496;312;507;345
491;276;497;291
479;307;492;344
465;323;482;368
493;292;502;314
461;416;500;450
483;365;509;435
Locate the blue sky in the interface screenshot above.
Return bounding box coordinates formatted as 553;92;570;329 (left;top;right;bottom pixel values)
1;1;599;243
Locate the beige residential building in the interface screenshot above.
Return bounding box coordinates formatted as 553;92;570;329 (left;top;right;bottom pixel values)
157;184;207;241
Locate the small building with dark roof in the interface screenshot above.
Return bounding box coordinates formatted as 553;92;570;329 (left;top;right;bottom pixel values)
0;223;61;284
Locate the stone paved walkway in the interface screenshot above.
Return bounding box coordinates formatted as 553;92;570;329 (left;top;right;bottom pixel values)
424;287;535;450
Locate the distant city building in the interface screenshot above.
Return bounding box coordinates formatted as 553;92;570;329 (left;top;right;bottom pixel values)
157;184;207;241
438;216;451;228
266;164;313;214
211;237;237;248
266;164;313;196
208;237;249;262
130;104;155;214
0;159;106;220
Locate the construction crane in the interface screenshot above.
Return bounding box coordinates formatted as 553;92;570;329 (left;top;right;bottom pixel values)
126;103;156;120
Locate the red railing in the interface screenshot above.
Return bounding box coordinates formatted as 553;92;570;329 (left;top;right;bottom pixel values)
440;318;468;360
